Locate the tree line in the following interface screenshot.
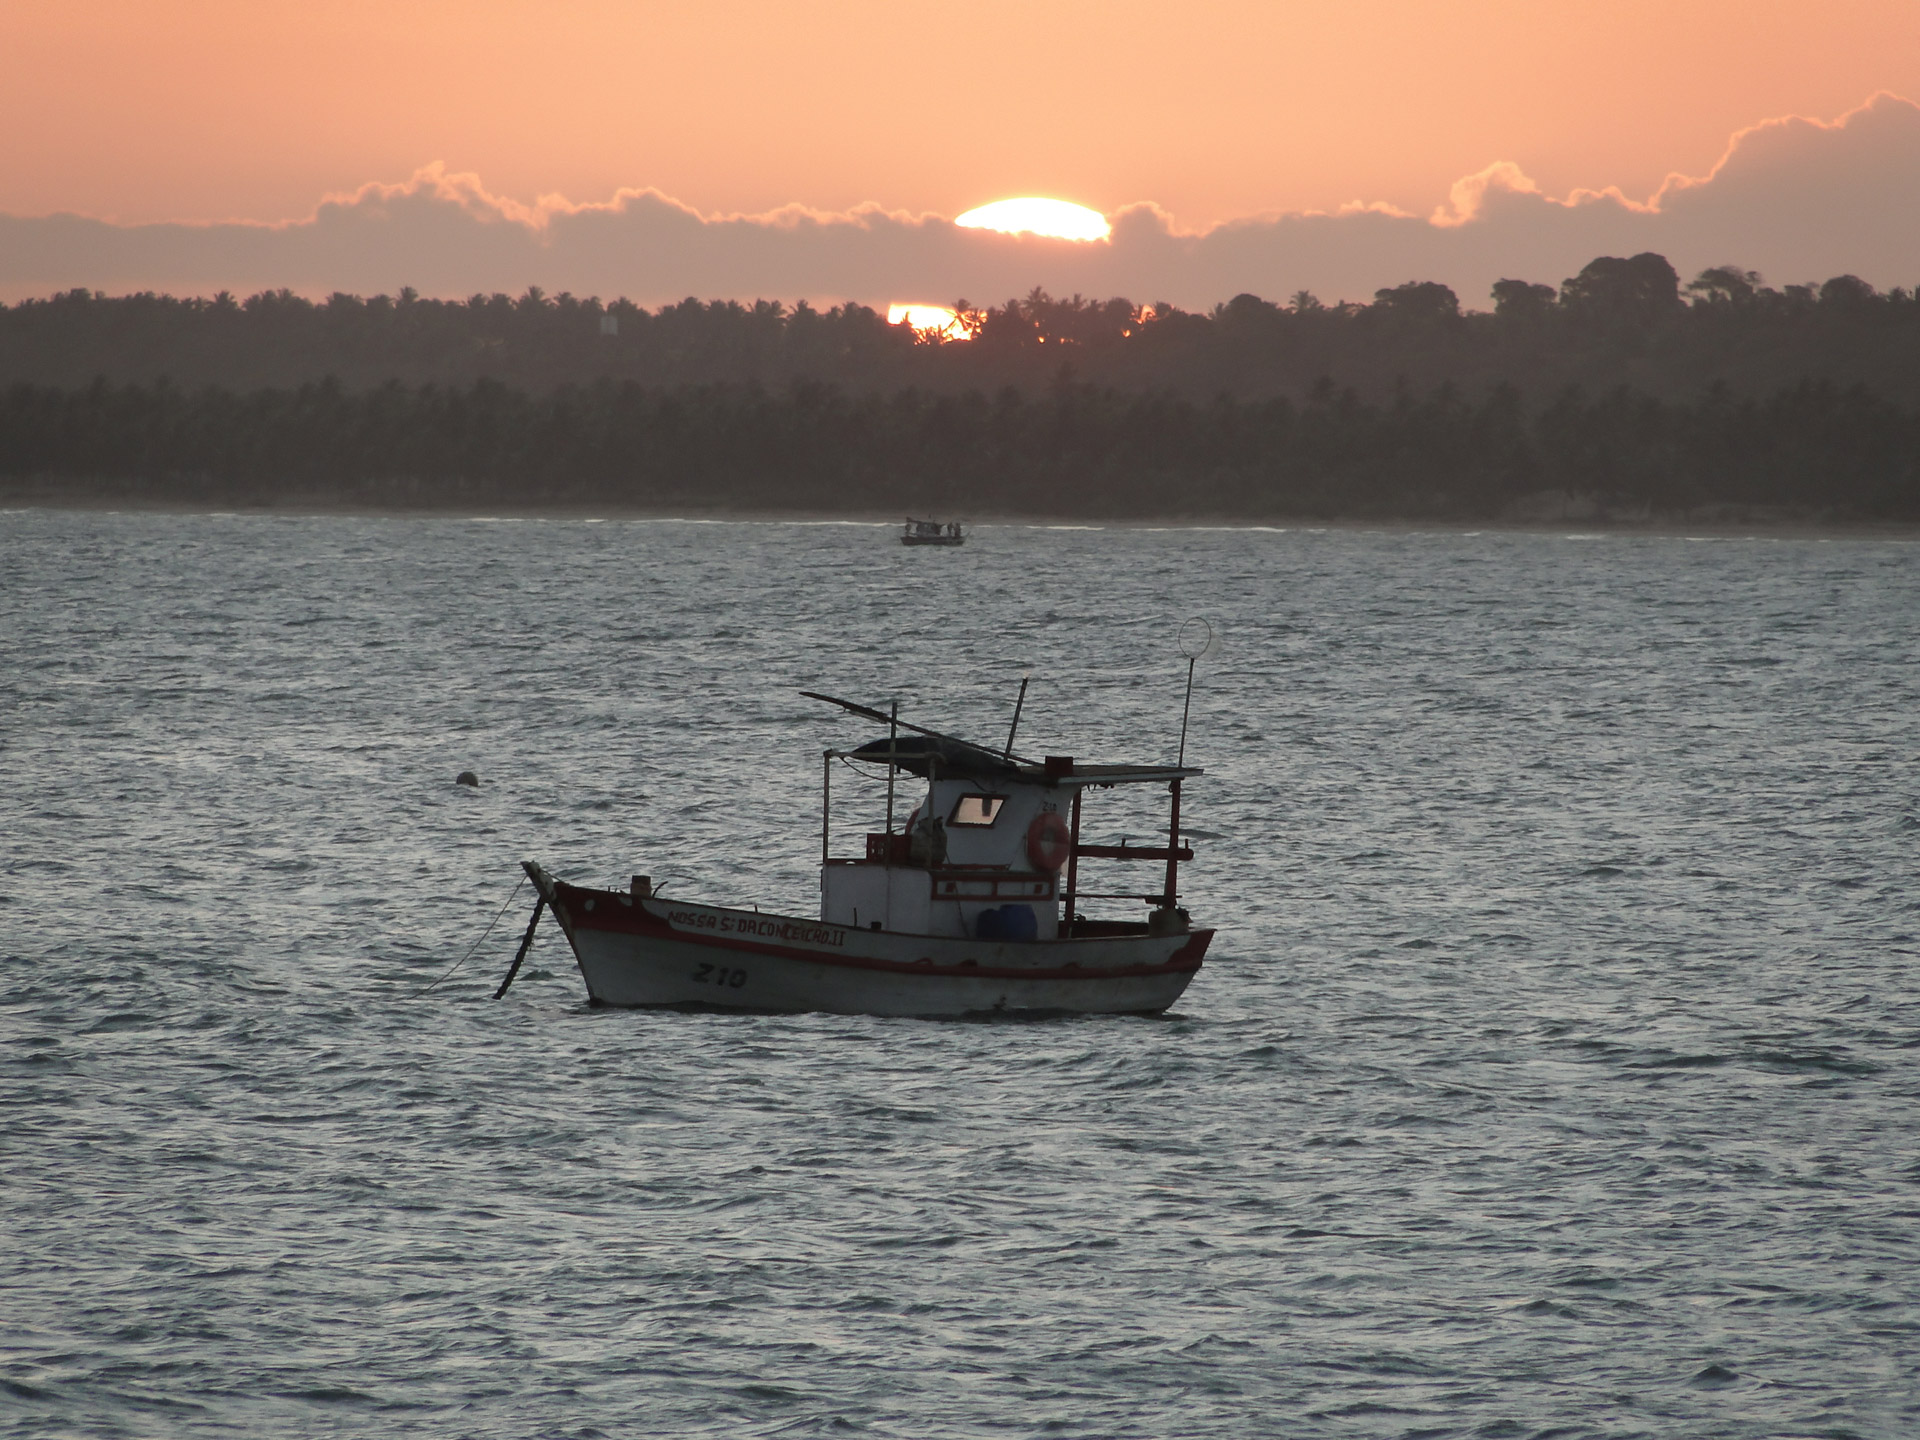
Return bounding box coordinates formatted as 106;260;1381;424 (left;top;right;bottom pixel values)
4;373;1914;520
4;253;1920;402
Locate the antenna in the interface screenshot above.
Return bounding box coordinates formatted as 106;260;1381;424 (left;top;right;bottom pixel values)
1176;617;1215;768
1003;674;1030;759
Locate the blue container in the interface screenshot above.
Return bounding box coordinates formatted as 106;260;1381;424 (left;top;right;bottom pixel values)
974;904;1038;942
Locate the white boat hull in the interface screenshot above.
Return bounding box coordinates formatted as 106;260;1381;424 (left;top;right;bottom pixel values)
527;867;1210;1017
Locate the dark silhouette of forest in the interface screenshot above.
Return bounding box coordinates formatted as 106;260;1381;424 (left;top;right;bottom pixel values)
4;252;1920;402
3;252;1917;519
4;372;1914;520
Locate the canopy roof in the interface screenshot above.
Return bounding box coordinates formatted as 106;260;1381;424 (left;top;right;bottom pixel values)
1016;761;1204;787
848;734;1015;780
805;691;1200;787
843;736;1199;787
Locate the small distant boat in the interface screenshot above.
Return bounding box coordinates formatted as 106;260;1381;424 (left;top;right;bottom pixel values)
902;517;965;546
508;690;1213;1017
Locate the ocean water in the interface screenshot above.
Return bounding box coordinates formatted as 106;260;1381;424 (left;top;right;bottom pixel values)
3;509;1918;1439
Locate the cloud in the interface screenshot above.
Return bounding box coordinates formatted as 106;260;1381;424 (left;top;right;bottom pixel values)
1646;92;1920;284
4;94;1918;308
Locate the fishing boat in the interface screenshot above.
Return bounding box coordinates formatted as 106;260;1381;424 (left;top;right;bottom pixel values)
902;517;965;546
503;689;1213;1017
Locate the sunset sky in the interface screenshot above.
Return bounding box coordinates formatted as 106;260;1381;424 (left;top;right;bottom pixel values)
5;1;1919;305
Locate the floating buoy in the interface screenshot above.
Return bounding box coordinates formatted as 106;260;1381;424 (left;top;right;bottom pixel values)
456;771;480;788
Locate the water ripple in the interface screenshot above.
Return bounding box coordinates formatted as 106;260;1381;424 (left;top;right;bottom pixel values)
2;513;1918;1438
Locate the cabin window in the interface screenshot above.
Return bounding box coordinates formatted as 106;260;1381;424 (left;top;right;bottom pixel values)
948;794;1006;828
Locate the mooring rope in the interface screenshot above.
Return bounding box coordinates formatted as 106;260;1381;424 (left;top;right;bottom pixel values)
414;875;527;997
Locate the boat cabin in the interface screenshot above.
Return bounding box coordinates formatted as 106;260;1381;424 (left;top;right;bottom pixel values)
814;719;1200;943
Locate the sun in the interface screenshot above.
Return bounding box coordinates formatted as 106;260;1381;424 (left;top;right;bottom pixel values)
954;197;1111;242
887;303;968;339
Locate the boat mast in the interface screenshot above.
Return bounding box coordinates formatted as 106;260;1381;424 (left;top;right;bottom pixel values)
1175;616;1211;770
1063;786;1082;932
1177;655;1197;769
1163;778;1182;909
1168;659;1191;905
821;750;831;863
884;701;898;840
1167;617;1209;908
1003;675;1029;758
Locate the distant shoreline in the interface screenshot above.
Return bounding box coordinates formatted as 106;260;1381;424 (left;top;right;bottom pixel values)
7;488;1917;541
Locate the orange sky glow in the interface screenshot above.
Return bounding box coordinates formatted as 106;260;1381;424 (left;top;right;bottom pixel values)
5;0;1919;231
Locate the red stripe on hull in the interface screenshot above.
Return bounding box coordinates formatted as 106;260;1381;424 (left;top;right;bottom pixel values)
551;882;1211;983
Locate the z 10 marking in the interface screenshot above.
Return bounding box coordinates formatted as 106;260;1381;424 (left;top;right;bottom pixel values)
691;963;748;988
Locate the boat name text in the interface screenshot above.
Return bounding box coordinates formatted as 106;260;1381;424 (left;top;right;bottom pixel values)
668;910;845;948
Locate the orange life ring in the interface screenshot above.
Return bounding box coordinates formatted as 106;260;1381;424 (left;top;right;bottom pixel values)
1026;811;1071;872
